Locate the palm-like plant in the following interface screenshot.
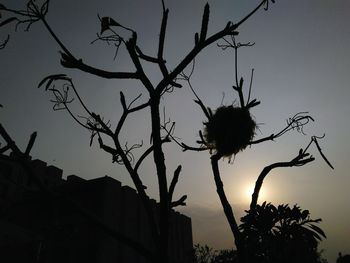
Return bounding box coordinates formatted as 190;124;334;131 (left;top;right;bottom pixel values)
240;202;326;263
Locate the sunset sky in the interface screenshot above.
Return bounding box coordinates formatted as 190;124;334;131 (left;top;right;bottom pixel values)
1;0;350;262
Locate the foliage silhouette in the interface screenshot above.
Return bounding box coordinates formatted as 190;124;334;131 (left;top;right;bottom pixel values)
193;244;238;263
193;244;218;263
240;202;327;263
193;203;328;263
337;253;350;263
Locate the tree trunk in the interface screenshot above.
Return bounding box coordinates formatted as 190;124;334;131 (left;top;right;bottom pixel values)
150;96;169;263
210;154;246;263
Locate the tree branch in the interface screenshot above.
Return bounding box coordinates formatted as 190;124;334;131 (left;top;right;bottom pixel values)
156;23;237;95
0;145;11;154
210;153;245;262
0;34;9;49
136;45;164;63
155;9;182;90
0;124;24;157
125;33;155;93
60;52;139;79
170;195;187;208
217;36;256;109
158;8;168;68
39;17;139;80
250;150;315;211
112;136;161;249
169;165;181;203
235;0;271;29
250;113;314;145
89;97;160;248
108;92;161;250
199;3;210;43
24;131;37;156
97;136;118;157
155;0;270;95
149;96;169;262
181;142;208;152
134;137;171;172
96;131;159;247
115;92;150;137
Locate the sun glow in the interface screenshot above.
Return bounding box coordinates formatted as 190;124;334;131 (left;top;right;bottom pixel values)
244;184;268;204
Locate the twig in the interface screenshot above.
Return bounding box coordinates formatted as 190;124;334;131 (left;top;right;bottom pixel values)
134;137;171;172
0;35;10;49
125;33;154;92
115;92;150;137
60;52;139;79
250;149;314;211
312;136;334;169
181;143;208;152
24;131;37;156
135;46;163;63
247;68;254;105
0;124;23;157
199;3;210;43
161;0;166;13
169;165;182;203
0;145;11;154
155;0;271;95
170;195;187;208
250;113;314;145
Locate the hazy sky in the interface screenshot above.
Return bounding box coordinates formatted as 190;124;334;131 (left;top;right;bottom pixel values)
1;0;350;262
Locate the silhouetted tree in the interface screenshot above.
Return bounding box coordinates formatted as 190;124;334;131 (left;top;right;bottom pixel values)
193;244;238;263
212;249;238;263
177;18;333;263
176;9;333;263
240;202;327;263
0;0;333;263
337;253;350;263
193;244;218;263
193;203;329;263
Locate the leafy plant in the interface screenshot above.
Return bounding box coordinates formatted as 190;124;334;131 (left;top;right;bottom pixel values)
240;202;326;263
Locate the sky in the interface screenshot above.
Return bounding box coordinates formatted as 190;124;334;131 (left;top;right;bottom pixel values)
1;0;350;262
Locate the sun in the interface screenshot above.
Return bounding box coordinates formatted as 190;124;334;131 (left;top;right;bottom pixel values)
244;184;268;204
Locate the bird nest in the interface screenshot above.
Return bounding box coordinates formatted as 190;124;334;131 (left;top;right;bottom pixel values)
204;105;256;157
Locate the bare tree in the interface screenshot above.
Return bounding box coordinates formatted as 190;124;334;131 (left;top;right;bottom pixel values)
0;0;333;263
178;26;333;263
